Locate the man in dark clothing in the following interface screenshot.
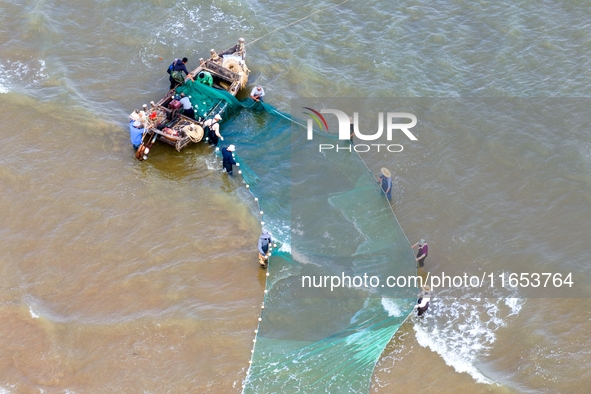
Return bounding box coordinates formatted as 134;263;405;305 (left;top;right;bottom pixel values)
221;144;237;175
219;38;246;60
258;230;272;268
169;57;191;89
412;239;429;267
204;114;223;145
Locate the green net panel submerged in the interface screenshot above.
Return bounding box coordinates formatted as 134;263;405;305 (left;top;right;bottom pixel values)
180;90;417;392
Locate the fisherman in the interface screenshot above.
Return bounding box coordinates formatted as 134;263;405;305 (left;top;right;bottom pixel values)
179;93;195;119
204;114;223;146
210;49;221;64
169;57;192;89
414;285;431;316
250;85;265;102
412;239;429;267
257;230;273;268
129;120;145;151
196;71;214;87
221;144;237;175
219;37;246;60
378;167;392;201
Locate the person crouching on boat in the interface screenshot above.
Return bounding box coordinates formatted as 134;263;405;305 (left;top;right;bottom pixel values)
179;93;195;119
129;120;145;151
196;71;213;87
219;38;246;60
221;144;237;175
204;114;223;146
258;230;272;268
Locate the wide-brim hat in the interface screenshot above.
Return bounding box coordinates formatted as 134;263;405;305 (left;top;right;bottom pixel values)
227;144;236;152
419;239;426;245
422;284;431;291
381;167;391;177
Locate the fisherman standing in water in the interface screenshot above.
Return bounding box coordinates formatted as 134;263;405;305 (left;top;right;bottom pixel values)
412;239;428;267
415;285;431;316
258;230;272;268
204;114;223;146
378;167;392;201
221;144;237;175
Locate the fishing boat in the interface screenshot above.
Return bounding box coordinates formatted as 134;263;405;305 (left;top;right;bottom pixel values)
131;40;250;161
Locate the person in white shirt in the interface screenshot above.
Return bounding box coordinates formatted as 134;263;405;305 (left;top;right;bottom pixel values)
179;93;195;119
250;85;265;102
414;285;431;316
204;114;223;146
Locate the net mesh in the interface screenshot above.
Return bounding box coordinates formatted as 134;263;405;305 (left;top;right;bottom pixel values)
174;89;417;392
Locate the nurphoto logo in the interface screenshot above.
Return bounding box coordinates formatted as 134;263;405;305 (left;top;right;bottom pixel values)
303;107;418;153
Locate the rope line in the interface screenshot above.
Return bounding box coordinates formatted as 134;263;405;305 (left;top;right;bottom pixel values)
246;0;353;47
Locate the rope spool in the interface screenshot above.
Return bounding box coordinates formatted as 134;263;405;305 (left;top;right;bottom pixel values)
223;58;249;89
182;124;204;143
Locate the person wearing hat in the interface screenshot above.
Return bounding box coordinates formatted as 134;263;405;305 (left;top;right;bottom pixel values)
378;167;392;201
204;114;223;146
250;85;265;103
257;230;273;268
179;93;195;120
412;239;429;267
129;119;145;151
219;38;246;60
221;145;237;175
415;284;431;316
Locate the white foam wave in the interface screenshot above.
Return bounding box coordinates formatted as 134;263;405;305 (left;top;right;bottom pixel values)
413;296;526;385
381;298;405;317
0;59;48;93
204;156;220;171
29;306;40;319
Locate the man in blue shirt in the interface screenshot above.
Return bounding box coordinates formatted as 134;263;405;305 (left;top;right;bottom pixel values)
378;167;392;201
129;120;145;151
221;144;237;174
258;230;272;268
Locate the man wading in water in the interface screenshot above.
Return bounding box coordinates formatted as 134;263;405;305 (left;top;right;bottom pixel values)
258;230;272;268
412;239;428;267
